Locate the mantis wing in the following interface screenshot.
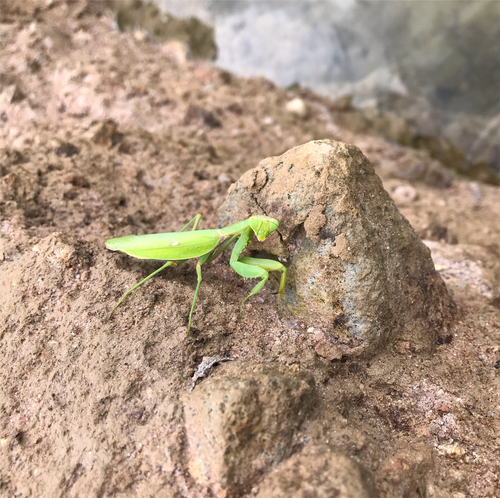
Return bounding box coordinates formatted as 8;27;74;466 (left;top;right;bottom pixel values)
105;229;221;261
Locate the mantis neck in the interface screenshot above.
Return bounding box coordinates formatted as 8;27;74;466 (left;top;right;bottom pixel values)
218;220;252;237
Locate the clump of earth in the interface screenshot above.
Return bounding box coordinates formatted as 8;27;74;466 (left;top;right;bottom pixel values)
1;2;499;497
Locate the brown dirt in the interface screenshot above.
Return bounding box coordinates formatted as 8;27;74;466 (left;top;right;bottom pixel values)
1;2;499;497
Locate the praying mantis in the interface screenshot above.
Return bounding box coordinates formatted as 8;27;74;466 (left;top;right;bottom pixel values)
105;215;287;334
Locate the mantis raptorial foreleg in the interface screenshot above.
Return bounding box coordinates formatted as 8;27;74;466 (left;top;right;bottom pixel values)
232;257;287;311
229;229;287;312
238;257;287;294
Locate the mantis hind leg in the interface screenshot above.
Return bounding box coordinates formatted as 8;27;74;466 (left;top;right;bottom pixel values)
180;214;202;232
109;260;178;317
109;215;203;318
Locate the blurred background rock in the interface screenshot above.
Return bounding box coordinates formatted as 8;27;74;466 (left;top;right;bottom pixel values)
113;0;499;184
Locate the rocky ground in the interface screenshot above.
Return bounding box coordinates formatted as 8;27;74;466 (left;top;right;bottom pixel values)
1;2;499;497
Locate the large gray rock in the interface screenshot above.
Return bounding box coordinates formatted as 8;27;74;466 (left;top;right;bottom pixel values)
218;140;455;355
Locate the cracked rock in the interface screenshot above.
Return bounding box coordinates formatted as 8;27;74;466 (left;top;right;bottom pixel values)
218;139;455;355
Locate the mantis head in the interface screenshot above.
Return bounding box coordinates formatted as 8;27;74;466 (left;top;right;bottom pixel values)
248;215;279;241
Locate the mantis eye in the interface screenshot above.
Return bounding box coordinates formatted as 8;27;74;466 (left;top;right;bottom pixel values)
249;216;279;241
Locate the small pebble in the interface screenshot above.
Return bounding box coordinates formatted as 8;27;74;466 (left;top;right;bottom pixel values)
467;182;483;201
217;174;232;183
391;185;418;203
285;98;308;118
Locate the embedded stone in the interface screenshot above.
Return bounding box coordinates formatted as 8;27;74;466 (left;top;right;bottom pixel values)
183;364;316;497
255;446;378;498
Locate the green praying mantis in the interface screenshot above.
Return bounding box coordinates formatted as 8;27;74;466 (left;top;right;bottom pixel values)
105;215;287;334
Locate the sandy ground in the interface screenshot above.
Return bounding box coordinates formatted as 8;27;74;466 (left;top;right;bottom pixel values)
1;2;499;497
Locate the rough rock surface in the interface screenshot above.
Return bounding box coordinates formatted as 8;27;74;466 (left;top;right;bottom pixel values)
183;363;316;497
255;445;378;498
219;140;455;355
